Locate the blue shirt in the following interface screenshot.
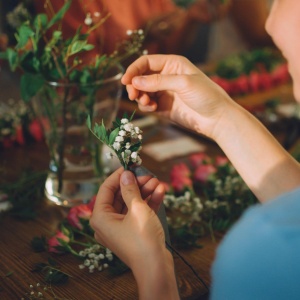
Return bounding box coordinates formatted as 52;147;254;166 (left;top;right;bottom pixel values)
211;187;300;300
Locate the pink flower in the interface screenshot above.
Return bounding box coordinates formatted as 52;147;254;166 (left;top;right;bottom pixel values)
215;155;229;167
29;119;44;142
271;63;290;85
170;163;193;193
189;152;211;168
194;164;217;183
67;204;92;230
48;230;70;254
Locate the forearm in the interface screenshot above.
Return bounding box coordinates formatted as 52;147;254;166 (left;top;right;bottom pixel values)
132;249;180;300
212;102;300;202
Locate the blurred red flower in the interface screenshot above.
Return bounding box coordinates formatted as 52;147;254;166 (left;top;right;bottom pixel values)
48;230;70;254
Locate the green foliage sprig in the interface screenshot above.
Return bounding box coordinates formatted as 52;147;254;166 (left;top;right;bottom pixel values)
0;170;47;220
0;0;145;102
87;112;143;170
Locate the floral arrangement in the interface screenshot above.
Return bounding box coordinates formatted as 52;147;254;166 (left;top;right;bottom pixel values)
87;112;143;170
209;48;290;97
0;0;146;198
163;152;258;247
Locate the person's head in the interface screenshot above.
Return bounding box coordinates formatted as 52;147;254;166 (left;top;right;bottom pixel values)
265;0;300;102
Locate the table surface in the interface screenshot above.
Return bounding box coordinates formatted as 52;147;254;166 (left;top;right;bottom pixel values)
0;67;297;300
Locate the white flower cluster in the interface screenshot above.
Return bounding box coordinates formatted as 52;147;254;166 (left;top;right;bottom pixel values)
164;191;203;228
110;118;143;167
7;3;31;29
22;282;49;299
84;11;101;26
209;174;248;207
78;244;113;273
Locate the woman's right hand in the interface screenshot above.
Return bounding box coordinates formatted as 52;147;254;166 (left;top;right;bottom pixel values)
121;54;234;140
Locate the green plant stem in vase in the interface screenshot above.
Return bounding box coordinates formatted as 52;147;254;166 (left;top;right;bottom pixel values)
0;0;145;206
34;65;123;206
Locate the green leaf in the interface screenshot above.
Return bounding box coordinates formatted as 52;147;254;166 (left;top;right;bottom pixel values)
70;40;85;55
45;269;69;284
20;73;45;102
129;110;136;121
93;122;108;144
109;128;120;145
95;54;107;69
33;13;48;30
16;24;35;49
83;44;94;51
46;0;71;29
86;115;92;130
6;48;18;71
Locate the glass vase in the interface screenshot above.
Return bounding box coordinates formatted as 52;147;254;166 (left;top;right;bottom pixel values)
33;65;123;207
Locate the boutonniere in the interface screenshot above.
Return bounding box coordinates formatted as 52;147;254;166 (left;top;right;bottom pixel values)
87;112;143;170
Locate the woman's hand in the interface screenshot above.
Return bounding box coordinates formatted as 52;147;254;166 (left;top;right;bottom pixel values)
90;167;179;299
90;167;166;268
121;54;233;139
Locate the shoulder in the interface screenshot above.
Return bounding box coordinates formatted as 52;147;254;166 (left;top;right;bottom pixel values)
211;187;300;300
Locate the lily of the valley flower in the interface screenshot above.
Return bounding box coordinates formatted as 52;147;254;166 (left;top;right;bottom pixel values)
88;112;143;170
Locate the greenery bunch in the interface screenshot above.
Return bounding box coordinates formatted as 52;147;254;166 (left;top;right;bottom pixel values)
0;0;145;102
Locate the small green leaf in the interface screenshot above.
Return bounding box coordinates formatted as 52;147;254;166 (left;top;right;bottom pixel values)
95;54;107;69
46;0;71;29
33;13;48;29
6;48;18;71
86;115;92;130
129;110;136;121
16;24;34;49
83;44;94;51
94;123;108;143
20;73;45;102
109;128;120;145
70;40;86;55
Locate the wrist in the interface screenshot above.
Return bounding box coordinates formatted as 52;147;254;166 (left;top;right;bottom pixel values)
132;247;180;300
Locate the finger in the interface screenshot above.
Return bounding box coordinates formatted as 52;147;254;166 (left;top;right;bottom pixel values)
122;55;200;84
148;183;165;213
139;177;160;200
120;170;143;210
126;84;139;100
93;167;124;213
112;189;125;213
138;101;157;112
132;73;186;94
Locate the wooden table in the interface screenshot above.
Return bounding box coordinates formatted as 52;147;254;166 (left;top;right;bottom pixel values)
0;117;223;300
0;67;297;299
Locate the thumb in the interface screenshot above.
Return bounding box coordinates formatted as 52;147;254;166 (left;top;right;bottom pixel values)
120;171;143;209
132;74;184;93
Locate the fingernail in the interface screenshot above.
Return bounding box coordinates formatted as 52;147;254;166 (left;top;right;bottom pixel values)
133;76;147;86
130;165;157;178
121;171;136;185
